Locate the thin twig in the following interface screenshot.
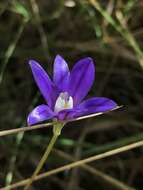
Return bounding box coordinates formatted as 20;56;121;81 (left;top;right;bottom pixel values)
0;122;53;137
54;149;135;190
0;138;142;190
0;106;121;137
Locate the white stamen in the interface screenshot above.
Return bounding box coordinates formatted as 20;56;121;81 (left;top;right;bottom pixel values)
54;92;73;113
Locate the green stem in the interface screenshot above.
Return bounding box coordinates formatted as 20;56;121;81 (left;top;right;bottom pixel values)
89;0;143;65
0;18;27;84
23;122;64;190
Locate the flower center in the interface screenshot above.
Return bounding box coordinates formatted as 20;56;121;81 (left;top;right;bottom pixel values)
54;92;73;113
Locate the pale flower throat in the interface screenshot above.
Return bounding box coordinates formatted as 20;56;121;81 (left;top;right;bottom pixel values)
54;92;73;113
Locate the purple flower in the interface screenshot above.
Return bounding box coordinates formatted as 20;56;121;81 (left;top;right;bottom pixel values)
27;55;117;125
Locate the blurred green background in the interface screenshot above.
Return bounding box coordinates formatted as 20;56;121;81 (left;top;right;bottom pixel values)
0;0;143;189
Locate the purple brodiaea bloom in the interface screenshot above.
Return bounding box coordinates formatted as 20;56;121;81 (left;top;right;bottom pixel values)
27;55;117;125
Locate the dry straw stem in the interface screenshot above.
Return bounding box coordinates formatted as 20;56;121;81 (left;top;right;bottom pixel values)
0;106;121;138
0;122;53;137
1;138;142;190
54;149;135;190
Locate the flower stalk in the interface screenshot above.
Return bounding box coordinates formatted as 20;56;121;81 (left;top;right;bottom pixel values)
24;55;118;189
23;122;64;190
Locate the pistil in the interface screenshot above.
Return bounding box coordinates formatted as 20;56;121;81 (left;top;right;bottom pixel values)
54;92;73;113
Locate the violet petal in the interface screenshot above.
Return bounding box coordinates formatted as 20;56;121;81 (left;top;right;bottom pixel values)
57;108;82;121
68;58;95;106
27;104;56;125
77;97;117;116
29;60;58;108
53;55;70;91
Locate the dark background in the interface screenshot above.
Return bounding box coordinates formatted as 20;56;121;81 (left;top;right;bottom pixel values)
0;0;143;189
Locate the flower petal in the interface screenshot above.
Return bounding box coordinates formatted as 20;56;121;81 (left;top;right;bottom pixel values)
57;108;81;121
53;97;117;122
68;58;95;106
27;105;56;125
77;97;117;115
53;55;70;91
29;60;58;108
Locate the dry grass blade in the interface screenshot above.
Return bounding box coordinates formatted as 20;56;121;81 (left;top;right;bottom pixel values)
0;106;121;137
0;122;53;137
1;138;142;190
72;106;122;121
54;149;135;190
